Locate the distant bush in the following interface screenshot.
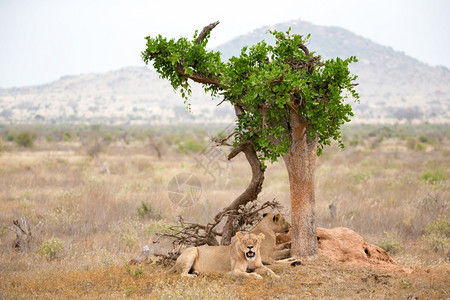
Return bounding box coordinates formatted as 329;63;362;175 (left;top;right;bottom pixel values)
421;170;446;184
6;133;15;142
406;137;426;151
176;138;205;154
369;136;384;149
86;140;103;157
377;232;403;254
103;133;114;143
423;216;449;252
351;171;370;183
0;137;5;152
349;139;359;147
36;237;66;260
418;135;430;143
415;143;426;151
15;131;35;148
62;132;72;142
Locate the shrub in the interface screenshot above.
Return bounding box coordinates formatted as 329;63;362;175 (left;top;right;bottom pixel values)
406;137;426;151
125;262;143;278
0;223;7;238
103;133;114;143
176;138;205;154
123;285;135;298
0;137;4;152
6;133;15;141
144;220;173;235
421;170;446;184
137;202;162;220
423;216;449;252
15;131;35;148
86;140;103;157
46;204;81;234
62;132;72;142
406;137;416;150
36;237;66;260
415;143;426;151
351;172;370;183
349;139;359;147
377;232;403;254
418;135;430;143
370;136;384;149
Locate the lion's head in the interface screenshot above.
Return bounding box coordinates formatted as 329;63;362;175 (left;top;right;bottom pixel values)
235;232;264;261
262;213;291;233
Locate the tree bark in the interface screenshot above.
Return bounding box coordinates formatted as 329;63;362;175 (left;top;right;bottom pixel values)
219;142;265;245
283;112;318;259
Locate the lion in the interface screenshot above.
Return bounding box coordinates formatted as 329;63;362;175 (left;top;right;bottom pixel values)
169;232;279;279
250;213;298;265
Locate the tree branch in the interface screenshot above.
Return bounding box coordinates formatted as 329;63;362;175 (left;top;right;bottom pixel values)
176;64;222;86
196;21;220;44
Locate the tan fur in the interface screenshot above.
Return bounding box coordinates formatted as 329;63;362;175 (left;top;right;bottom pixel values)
170;232;279;279
250;213;295;265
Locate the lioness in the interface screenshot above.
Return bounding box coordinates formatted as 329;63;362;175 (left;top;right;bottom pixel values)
170;232;278;279
250;213;293;265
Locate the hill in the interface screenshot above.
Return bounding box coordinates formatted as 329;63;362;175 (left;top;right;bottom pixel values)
218;20;450;123
0;19;449;124
0;67;233;125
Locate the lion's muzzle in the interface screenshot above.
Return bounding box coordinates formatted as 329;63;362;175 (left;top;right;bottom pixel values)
245;246;256;260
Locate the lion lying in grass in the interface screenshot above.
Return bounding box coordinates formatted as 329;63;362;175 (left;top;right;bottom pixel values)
250;213;300;266
170;232;279;279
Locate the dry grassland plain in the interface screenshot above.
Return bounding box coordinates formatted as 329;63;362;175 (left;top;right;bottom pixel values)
0;124;449;299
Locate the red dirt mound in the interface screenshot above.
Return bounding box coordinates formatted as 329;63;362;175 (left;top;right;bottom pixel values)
278;227;412;273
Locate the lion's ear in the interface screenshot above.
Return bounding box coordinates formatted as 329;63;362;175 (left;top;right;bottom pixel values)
273;214;281;223
262;213;268;218
235;232;243;240
257;233;265;240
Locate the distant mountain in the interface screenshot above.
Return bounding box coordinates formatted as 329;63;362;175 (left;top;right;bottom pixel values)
0;19;449;124
217;20;450;122
0;67;233;124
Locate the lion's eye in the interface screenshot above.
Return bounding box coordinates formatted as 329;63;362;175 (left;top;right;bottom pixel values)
243;240;247;245
253;239;257;244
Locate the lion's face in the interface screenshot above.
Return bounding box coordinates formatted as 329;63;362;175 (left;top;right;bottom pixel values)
235;232;264;261
263;213;291;233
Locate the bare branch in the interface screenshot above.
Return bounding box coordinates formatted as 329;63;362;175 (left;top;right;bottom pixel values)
216;98;227;106
148;199;283;263
211;130;240;147
196;21;220;44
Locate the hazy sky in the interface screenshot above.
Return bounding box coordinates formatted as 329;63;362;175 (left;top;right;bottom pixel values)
1;0;449;88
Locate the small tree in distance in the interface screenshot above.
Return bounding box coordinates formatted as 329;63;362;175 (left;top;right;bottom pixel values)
142;21;359;259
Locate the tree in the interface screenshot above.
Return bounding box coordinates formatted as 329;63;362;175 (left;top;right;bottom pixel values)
142;21;359;259
15;131;35;148
391;106;423;124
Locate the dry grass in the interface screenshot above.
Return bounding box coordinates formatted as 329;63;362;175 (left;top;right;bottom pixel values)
2;257;448;299
0;124;449;299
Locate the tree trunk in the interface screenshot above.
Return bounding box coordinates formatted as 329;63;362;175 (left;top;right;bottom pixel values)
219;142;264;245
284;113;318;259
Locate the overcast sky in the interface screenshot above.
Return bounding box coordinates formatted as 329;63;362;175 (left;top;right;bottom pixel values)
1;0;449;88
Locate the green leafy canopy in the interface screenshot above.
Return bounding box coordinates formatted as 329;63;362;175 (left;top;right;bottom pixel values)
142;28;359;166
